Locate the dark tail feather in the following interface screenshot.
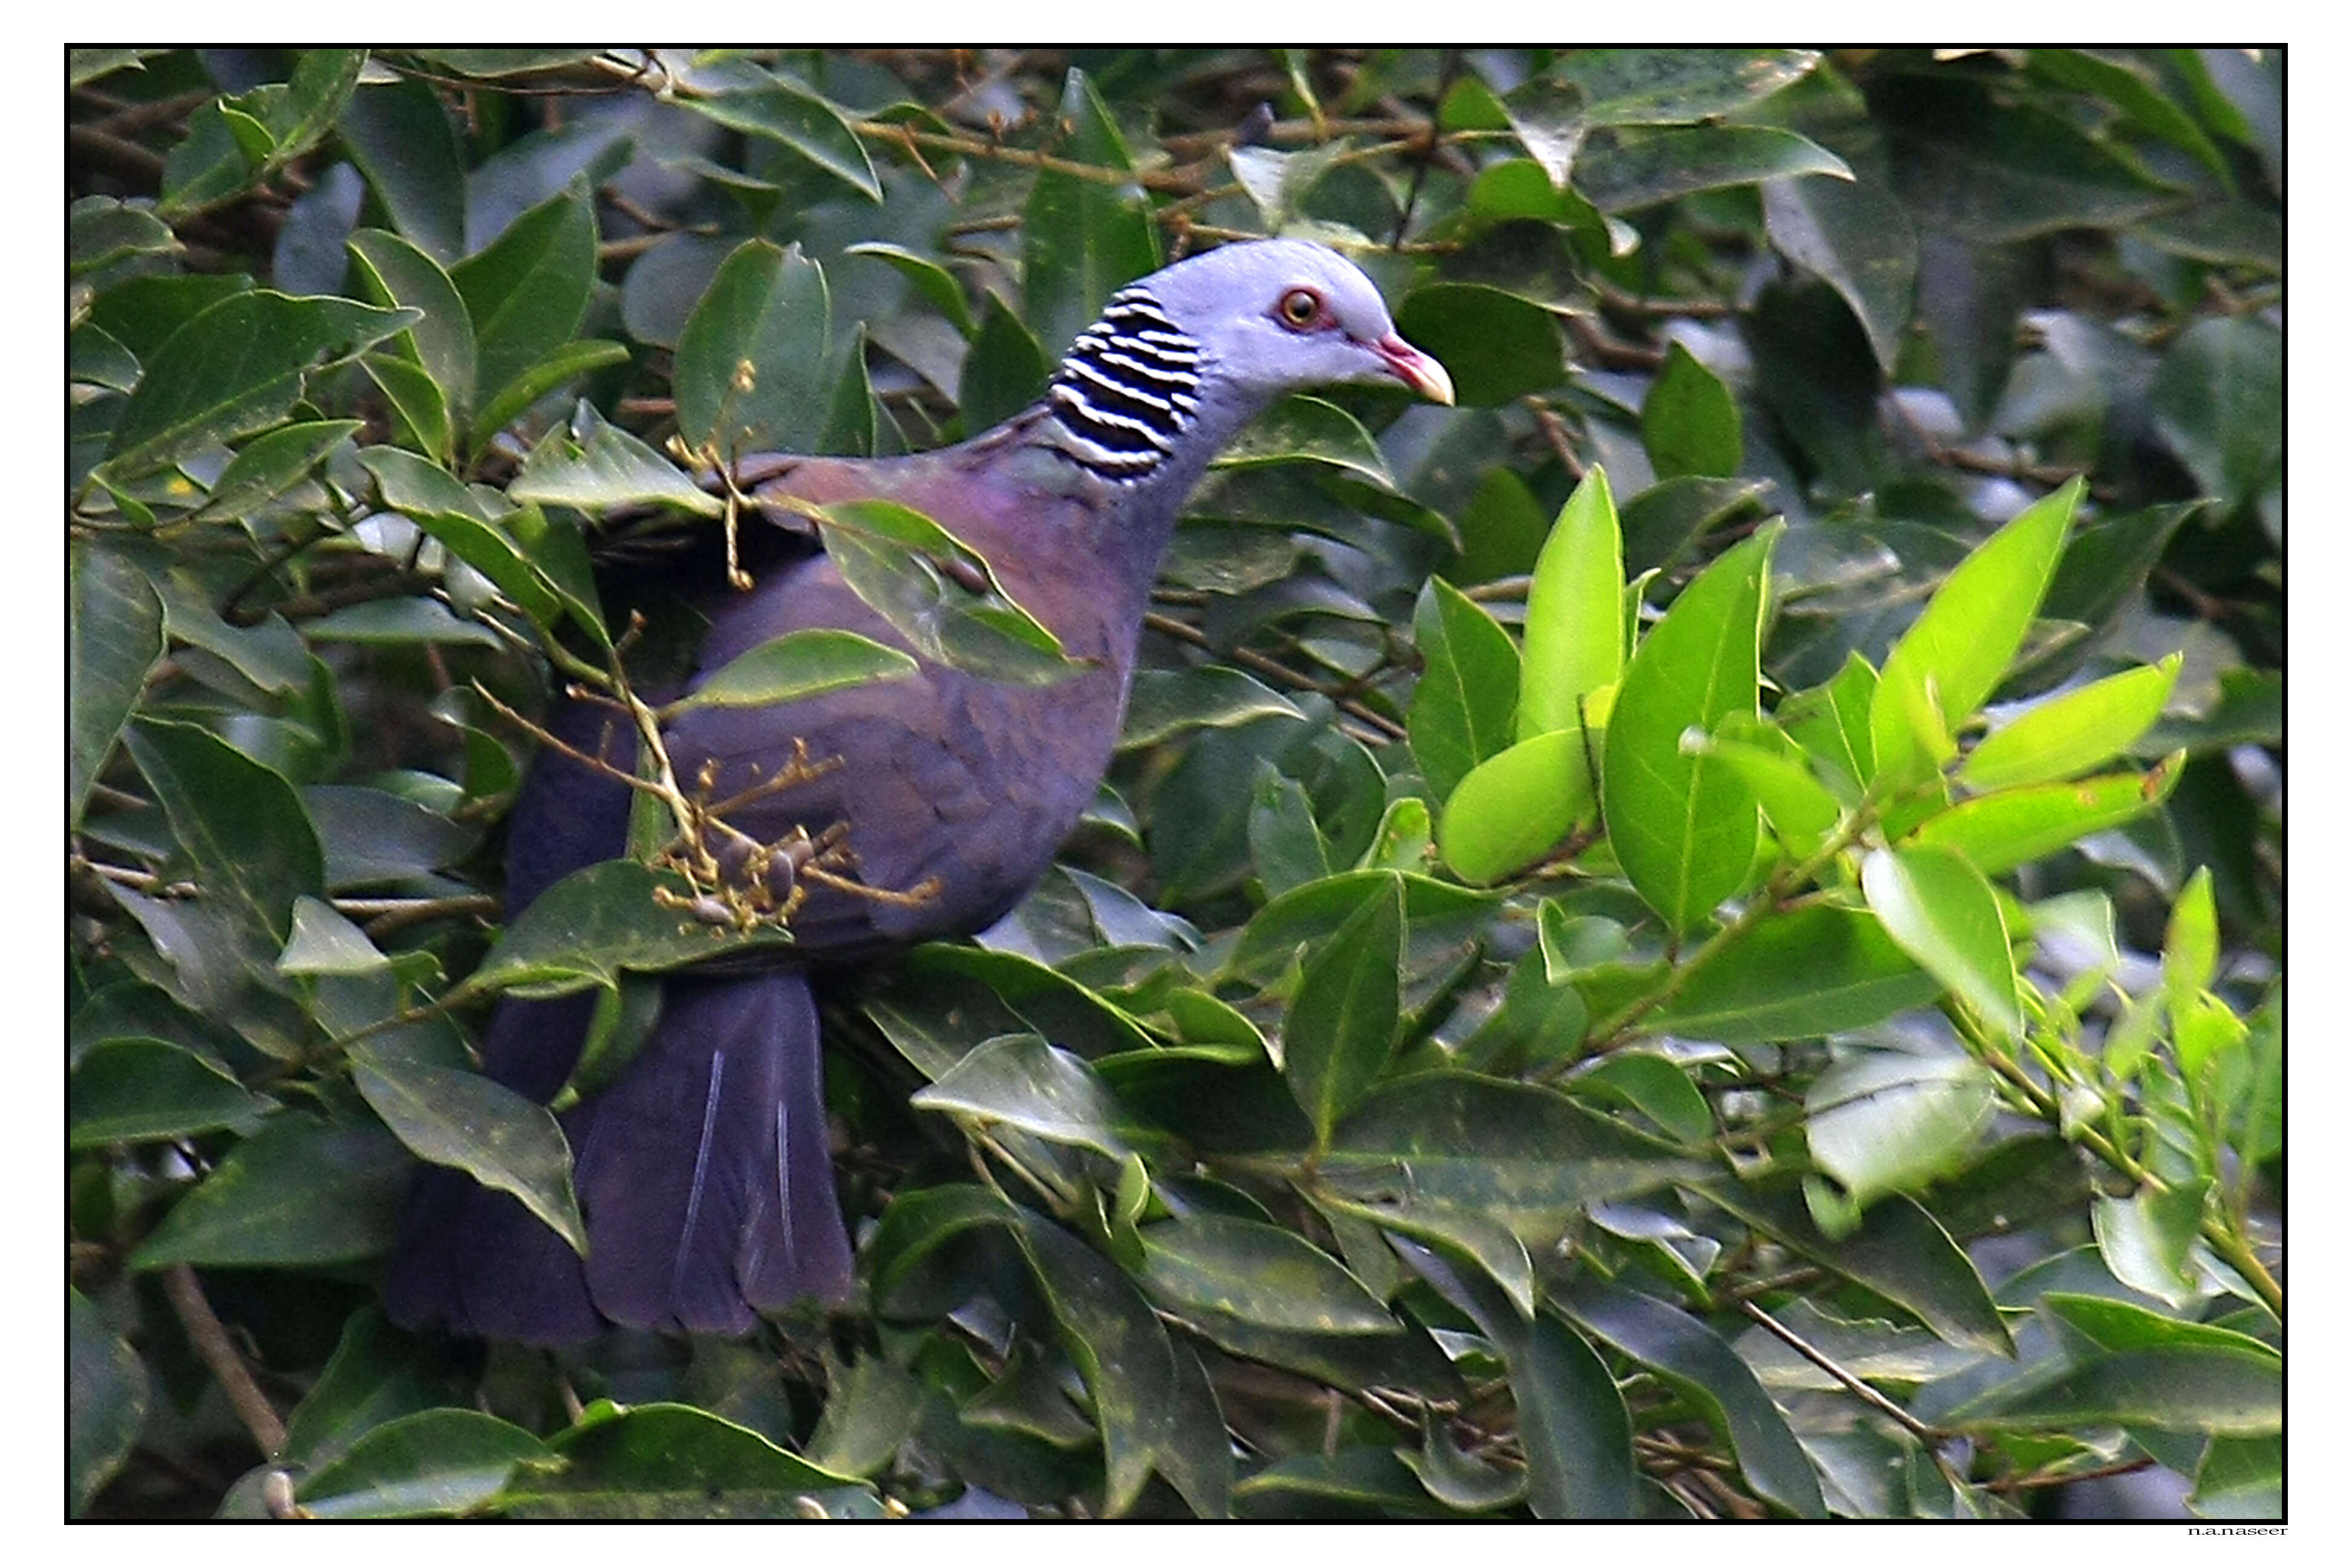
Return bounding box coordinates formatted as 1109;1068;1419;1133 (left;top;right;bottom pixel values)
385;974;853;1342
570;972;854;1333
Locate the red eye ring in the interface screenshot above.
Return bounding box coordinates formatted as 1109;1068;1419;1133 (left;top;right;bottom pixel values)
1276;287;1324;330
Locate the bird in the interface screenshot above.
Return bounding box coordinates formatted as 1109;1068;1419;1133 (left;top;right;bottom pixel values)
385;238;1454;1343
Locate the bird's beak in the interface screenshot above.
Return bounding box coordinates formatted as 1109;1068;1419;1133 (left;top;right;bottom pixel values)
1375;333;1455;406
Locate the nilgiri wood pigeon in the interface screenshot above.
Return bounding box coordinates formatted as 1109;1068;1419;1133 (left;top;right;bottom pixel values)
385;238;1454;1342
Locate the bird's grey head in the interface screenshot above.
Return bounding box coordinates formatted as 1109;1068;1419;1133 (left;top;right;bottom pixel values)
1042;238;1452;484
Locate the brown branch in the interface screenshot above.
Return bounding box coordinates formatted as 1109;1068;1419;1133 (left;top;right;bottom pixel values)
158;1264;286;1459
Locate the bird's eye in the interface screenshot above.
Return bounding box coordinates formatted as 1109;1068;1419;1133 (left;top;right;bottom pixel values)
1276;287;1322;330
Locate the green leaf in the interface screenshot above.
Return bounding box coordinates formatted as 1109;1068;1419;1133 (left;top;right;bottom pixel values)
1283;874;1405;1146
1944;1345;2279;1437
1655;904;1942;1044
450;184;596;424
1554;48;1820;126
1228;870;1494;983
910;1033;1140;1161
1694;1183;2012;1356
1564;1052;1713;1145
1011;1215;1177;1517
361;352;454;462
674;239;834;462
684;77;883;203
1394;284;1565;405
1581;123;1852;214
1906;756;2180;876
1692;724;1842;855
2091;1181;2212;1308
1024;68;1160;359
1806;1050;1997;1207
359;445;564;625
1138;1214;1397;1334
71;1039;268;1148
194;418;363;521
1322;1073;1705;1232
1558;1276;1827;1517
1762;174;1919;375
68;540;163;829
845;241;976;337
1960;656;2181;791
664;629;916;715
465;861;794;1001
1518;466;1624;740
809;498;1083;686
1399;1243;1639;1519
508;401;724;518
959;293;1049;431
2163;866;2220;1019
2192;1435;2282;1519
1122;667;1304;748
299;1409;551;1519
70;195;180;275
1602;524;1776;935
1877;73;2172;242
467;339;632;451
1247;762;1331;898
2152;315;2282;515
1436;727;1594;885
95;291;417;483
131;1109;410;1269
1640;343;1743;480
70;1290;150;1517
1861;845;2022;1042
124;719;324;949
499;1402;863;1516
336;79;467;262
350;1045;586;1255
1869;480;2079;788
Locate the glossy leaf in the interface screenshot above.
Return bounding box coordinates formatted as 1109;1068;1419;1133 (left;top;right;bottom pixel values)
70;1290;149;1517
1906;756;2180;876
1861;845;2022;1041
130;1110;410;1269
1024;69;1159;359
1602;524;1775;935
1640;343;1742;480
346;226;478;417
466;860;795;1000
1436;727;1595;885
1283;874;1404;1145
1870;480;2079;788
1656;904;1941;1044
911;1033;1140;1161
665;629;916;715
1583;123;1851;214
1806;1050;1997;1207
1139;1214;1396;1334
68;541;163;829
1519;466;1624;740
1558;1276;1827;1517
1012;1214;1177;1516
1762;174;1919;375
350;1045;585;1254
1959;656;2180;791
299;1408;550;1519
96;291;416;482
2152;314;2281;514
685;77;883;203
71;1039;267;1148
450;184;596;424
674;239;833;462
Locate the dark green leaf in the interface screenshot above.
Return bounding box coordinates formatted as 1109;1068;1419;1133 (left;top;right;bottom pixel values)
498;1401;863;1516
1011;1214;1176;1517
1282;874;1404;1145
96;292;417;483
336;79;467;261
1138;1213;1396;1334
1122;667;1304;749
300;1409;550;1518
68;541;163;829
1554;48;1820;126
71;1039;267;1148
1558;1276;1827;1517
69;1290;149;1517
1641;342;1743;480
1024;69;1160;359
674;239;834;462
685;79;883;203
1762;174;1919;375
910;1033;1140;1160
451;185;596;422
1583;123;1851;213
665;629;916;715
1655;904;1941;1044
2151;315;2281;514
131;1109;410;1269
508;401;724;518
1395;284;1565;405
350;1045;584;1254
1407;577;1521;799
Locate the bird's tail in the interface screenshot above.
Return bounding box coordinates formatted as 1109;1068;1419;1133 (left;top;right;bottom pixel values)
385;972;854;1343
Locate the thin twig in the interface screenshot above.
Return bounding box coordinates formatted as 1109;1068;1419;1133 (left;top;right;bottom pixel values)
158;1264;286;1459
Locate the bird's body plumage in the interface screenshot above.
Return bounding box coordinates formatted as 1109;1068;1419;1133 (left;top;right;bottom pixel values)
387;240;1450;1342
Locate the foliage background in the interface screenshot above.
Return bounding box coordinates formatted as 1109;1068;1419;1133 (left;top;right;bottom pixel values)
67;47;2282;1521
